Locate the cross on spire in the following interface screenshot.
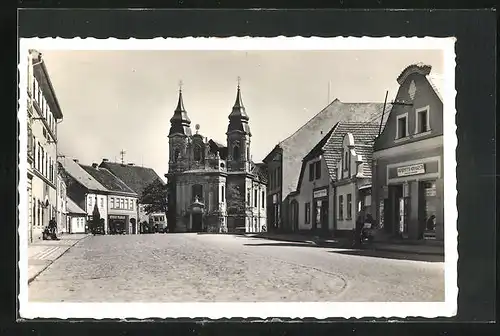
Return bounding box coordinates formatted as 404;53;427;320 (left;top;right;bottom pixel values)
119;150;126;164
179;80;183;92
237;76;241;89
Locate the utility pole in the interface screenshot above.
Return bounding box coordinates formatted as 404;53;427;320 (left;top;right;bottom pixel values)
120;150;126;165
378;91;389;136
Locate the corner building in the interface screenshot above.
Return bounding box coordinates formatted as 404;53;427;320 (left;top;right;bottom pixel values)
166;84;267;233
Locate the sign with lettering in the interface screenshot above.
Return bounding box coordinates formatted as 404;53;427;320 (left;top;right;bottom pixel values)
109;215;126;220
313;188;328;199
397;163;425;177
425;187;437;197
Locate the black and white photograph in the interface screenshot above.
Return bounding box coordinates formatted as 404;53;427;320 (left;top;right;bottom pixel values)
18;37;457;319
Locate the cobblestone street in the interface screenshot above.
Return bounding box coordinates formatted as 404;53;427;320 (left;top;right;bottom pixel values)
28;233;444;302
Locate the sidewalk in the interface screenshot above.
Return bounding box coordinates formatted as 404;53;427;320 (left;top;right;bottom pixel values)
245;232;444;256
28;233;90;284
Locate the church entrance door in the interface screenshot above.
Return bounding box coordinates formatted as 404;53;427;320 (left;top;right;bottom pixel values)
192;213;203;232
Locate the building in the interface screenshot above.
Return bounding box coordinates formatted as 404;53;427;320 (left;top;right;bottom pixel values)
56;173;68;233
263;99;388;233
58;158;109;232
290;122;381;236
66;198;87;234
98;160;167;229
27;49;64;242
80;163;139;234
372;63;444;241
165;83;267;233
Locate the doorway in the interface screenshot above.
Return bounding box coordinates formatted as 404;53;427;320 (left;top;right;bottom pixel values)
290;200;299;232
313;198;329;234
192;213;203;232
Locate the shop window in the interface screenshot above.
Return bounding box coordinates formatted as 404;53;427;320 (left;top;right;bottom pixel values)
338;195;344;219
309;163;314;181
396;113;409;139
347;194;352;219
416;107;430;133
305;202;311;224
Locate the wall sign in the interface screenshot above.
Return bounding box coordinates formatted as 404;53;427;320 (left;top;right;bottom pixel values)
397;163;425;177
425;186;437;197
109;215;126;220
313;188;328;198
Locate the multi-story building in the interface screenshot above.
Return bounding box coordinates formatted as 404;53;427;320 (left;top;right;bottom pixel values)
27;49;64;242
372;63;444;242
81;163;139;234
165;83;267;233
263;99;388;233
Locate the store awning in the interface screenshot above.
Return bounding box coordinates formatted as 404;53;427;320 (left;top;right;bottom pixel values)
359;184;372;190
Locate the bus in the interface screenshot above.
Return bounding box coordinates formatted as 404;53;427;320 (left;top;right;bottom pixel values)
150;213;167;233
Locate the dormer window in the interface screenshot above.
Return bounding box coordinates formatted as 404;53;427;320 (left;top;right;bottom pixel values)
396;113;409;139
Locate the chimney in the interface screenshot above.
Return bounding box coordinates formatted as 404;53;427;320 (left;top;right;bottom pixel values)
92;163;98;168
73;159;79;163
102;158;109;162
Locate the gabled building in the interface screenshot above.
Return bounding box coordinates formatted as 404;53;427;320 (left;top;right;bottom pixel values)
58;158;109;231
165;83;267;233
290;121;381;235
98;160;166;226
80;163;139;234
263;99;389;233
372;63;444;242
66;198;87;234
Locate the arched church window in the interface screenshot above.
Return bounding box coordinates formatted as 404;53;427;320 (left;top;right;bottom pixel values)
192;184;203;202
233;145;240;161
247;147;250;161
174;149;180;162
194;145;203;162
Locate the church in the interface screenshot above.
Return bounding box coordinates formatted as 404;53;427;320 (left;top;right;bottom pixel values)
165;81;268;233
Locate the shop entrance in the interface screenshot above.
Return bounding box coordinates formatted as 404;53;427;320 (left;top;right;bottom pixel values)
387;184;408;236
191;213;203;232
313;198;329;234
419;181;437;240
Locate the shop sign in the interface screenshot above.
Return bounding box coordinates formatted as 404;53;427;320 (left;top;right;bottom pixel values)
313;188;328;198
109;215;126;220
397;163;425;177
425;187;437;197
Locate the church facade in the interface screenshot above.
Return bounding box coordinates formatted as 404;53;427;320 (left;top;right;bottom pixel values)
165;84;267;233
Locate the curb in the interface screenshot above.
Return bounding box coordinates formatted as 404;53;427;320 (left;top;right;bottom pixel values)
363;246;444;257
28;235;91;285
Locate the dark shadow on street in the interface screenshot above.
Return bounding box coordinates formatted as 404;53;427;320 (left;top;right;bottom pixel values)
330;249;444;263
243;242;335;248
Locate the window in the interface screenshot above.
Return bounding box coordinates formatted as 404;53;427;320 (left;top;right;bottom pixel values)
275;169;279;186
309;163;314;181
344;151;348;170
261;191;265;208
131;200;135;211
173;149;180;162
192;184;203;201
194;145;202;162
416;106;430;133
254;189;258;207
88;197;92;210
120;198;124;209
221;185;225;202
396;114;408;139
233;145;240;161
315;161;321;179
111;198;115;208
339;195;344;219
347;194;352;219
247;192;251;206
100;198;104;207
305;202;311;224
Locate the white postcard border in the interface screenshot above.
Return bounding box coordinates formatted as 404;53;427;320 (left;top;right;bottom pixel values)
18;36;457;319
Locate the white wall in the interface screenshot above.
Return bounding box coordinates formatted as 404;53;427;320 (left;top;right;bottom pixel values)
56;175;67;233
70;216;86;234
336;183;358;230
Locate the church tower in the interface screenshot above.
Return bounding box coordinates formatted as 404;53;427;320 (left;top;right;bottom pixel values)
168;83;192;173
226;78;252;173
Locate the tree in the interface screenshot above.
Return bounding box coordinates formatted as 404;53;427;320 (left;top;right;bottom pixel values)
139;178;168;216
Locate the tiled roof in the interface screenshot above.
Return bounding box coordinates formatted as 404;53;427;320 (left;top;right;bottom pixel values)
99;161;164;196
426;73;444;102
323;122;380;181
354;144;374;178
278;99;388;200
80;165;137;196
67;197;86;215
58;158;108;192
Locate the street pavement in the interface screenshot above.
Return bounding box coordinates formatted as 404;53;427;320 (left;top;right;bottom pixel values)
28;233;444;302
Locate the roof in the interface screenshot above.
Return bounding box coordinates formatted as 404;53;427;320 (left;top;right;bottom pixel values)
395;63;444;103
169;89;192;136
253;162;268;183
296;122;379;191
67;198;86;215
58;158;108;192
323;122;380;180
80;165;137;196
426;73;444;102
277;99;388;200
99;161;164;196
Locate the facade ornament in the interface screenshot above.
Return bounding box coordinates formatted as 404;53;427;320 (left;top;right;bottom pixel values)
408;80;417;100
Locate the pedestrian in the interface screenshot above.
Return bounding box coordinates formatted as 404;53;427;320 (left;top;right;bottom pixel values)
48;217;59;240
353;209;365;247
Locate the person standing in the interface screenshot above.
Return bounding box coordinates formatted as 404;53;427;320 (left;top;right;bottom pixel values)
353;209;365;247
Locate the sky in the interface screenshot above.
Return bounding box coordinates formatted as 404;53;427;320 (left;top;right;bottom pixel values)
40;49;444;179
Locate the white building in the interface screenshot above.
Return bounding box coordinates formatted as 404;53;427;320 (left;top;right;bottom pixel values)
67;198;87;234
27;49;64;243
